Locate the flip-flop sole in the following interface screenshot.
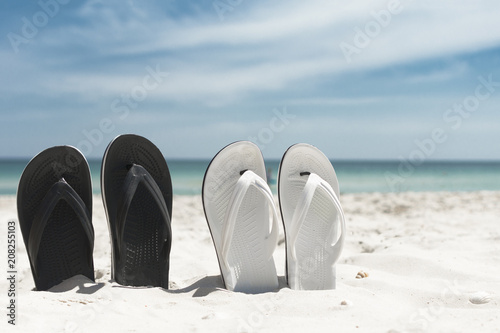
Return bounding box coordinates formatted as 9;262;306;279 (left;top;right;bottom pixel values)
101;134;172;288
17;146;94;291
278;143;342;290
202;141;278;293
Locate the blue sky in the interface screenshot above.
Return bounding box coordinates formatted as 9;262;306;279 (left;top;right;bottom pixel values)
1;0;500;160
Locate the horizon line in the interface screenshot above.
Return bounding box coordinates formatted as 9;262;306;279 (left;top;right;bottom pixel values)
1;157;500;163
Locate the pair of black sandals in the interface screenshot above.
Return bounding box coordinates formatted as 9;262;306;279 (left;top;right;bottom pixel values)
18;134;172;291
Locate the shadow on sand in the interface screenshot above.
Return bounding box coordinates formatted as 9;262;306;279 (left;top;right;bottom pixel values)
47;275;105;295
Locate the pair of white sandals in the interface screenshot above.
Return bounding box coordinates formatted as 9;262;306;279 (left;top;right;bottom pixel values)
202;142;346;293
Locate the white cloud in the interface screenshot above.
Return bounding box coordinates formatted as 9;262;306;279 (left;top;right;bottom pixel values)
2;0;500;159
4;0;500;102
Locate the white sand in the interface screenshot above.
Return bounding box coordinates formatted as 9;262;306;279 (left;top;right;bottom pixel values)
1;192;499;332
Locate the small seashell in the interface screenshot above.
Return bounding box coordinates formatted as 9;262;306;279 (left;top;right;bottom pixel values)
469;292;491;305
340;300;352;306
356;271;369;279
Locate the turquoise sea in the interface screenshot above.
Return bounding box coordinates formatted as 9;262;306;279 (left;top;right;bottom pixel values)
1;159;499;195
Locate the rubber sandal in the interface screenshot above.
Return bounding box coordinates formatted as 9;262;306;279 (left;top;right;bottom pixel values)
17;146;94;291
101;134;172;288
278;143;346;290
202;141;279;293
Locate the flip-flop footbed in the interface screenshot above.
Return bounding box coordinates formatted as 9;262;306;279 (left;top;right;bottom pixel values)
101;134;172;288
17;146;94;291
278;143;344;290
202;141;278;293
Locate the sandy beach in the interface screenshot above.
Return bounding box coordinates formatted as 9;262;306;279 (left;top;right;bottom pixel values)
0;191;499;332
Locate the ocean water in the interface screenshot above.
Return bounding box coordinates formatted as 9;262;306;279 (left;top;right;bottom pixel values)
1;159;499;196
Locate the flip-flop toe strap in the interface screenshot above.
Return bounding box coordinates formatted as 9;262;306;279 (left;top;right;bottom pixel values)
28;178;93;278
115;164;172;260
221;170;279;271
288;173;345;266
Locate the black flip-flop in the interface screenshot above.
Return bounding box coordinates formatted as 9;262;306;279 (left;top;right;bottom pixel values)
17;146;94;291
101;134;172;288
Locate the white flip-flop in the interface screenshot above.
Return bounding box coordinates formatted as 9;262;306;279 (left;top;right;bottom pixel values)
278;143;346;290
202;141;279;293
